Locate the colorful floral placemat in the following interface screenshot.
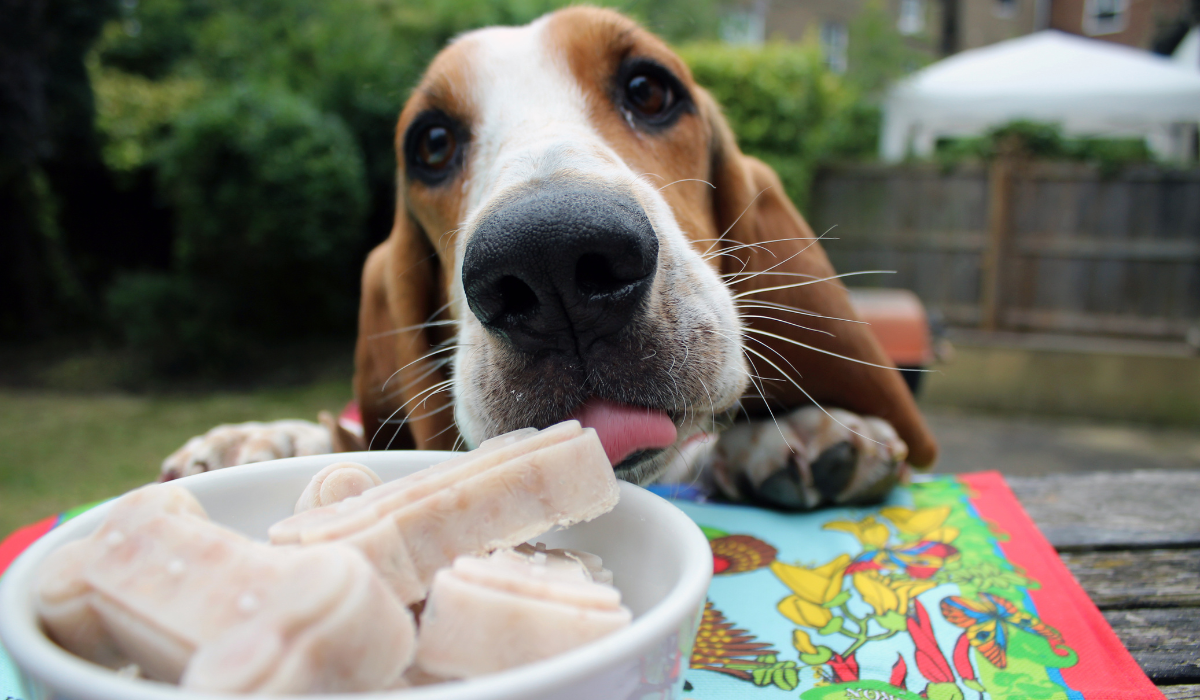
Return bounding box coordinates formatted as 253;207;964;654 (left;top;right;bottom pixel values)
662;472;1162;700
0;473;1163;699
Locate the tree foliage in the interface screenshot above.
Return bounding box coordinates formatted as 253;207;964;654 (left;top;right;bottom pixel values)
679;42;874;208
17;0;889;370
0;0;120;338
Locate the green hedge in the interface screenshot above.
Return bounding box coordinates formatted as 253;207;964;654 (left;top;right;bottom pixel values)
108;87;366;371
679;42;874;209
88;1;887;374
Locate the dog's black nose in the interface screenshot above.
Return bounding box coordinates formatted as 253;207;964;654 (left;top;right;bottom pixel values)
462;184;658;355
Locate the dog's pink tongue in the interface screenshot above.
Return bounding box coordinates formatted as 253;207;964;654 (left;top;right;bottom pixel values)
571;399;677;466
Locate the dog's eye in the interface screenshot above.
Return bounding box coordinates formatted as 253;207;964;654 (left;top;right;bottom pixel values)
416;125;456;171
626;73;672;117
616;59;690;130
405;110;466;185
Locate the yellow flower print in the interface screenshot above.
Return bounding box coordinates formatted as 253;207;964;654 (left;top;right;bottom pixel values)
880;506;959;542
892;577;937;612
778;593;834;628
853;571;900;615
771;555;850;603
824;516;891;548
852;571;937;615
793;629;818;655
771;554;850;629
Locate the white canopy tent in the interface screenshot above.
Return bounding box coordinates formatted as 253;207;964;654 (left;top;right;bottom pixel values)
881;31;1200;162
1174;26;1199;71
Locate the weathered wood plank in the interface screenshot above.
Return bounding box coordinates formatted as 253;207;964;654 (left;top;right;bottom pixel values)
1162;685;1200;699
1007;471;1200;551
811;162;1200;340
1103;608;1200;684
1060;549;1200;609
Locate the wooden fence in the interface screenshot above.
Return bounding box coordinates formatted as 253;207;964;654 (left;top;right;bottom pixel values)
809;162;1200;340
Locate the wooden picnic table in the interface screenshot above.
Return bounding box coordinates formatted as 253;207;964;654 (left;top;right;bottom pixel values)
1007;470;1200;699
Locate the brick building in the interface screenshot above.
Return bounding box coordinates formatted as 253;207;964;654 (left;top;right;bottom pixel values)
722;0;1196;59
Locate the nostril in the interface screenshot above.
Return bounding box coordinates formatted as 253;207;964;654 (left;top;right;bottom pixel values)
496;275;539;319
576;253;626;297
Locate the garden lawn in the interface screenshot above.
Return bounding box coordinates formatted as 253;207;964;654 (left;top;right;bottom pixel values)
0;381;351;539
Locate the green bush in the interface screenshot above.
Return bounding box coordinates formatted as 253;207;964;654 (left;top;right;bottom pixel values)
679;42;867;208
90;63;206;176
107;86;367;371
159;86;366;281
105;272;237;373
936;120;1153;173
85;0;890;375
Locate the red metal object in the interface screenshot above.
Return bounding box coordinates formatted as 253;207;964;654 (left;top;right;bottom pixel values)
847;288;934;369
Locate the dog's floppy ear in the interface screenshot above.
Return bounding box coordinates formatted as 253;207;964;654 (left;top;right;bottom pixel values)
701;92;938;467
354;204;458;451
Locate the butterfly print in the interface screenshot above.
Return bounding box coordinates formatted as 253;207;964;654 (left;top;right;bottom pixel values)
940;593;1065;669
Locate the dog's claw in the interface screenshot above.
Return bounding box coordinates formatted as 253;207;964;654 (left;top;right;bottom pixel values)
810;440;857;500
754;460;816;510
711;407;908;511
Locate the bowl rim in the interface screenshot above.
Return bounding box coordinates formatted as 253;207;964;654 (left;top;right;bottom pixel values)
0;450;713;700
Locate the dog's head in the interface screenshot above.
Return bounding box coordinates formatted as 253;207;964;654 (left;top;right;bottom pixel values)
355;7;936;482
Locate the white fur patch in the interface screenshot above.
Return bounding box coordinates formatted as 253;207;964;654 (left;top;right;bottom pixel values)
447;17;747;463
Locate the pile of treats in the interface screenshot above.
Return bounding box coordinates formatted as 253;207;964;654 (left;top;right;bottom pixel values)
35;420;631;694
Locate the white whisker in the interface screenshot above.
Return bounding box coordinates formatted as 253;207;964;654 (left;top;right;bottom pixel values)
380;357;452;401
380;344;461;392
737;314;836;338
739;344;885;449
730;270;895;299
701;186;772;258
658;178;715;191
743;326;932;373
705;236;833;262
369;378;455;450
735;301;867;325
382;379;456;450
718;226;838;282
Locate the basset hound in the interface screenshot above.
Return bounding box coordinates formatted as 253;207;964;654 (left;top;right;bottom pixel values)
161;6;938;510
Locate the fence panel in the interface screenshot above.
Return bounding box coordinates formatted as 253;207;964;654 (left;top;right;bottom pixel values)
810;162;1200;339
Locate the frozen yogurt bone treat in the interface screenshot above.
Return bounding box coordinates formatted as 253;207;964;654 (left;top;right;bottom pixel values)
34;484;415;693
293;461;384;514
269;420;620;605
416;545;633;678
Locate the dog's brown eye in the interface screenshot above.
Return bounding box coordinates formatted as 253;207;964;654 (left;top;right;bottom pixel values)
626;73;672;117
417;125;456;170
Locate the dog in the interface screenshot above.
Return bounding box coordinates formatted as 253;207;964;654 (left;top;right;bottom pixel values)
161;6;938;510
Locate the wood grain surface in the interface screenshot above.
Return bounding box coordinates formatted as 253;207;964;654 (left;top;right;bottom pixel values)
1060;549;1200;609
1013;469;1200;693
1009;471;1200;550
1102;608;1200;684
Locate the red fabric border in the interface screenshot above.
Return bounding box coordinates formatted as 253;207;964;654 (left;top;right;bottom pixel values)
960;471;1164;700
0;515;57;577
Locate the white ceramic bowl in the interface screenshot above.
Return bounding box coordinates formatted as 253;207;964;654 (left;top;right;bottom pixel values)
0;451;711;700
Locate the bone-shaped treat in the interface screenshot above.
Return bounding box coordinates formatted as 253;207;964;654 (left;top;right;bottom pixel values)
512;542;614;585
293;461;384;514
415;547;632;678
268;420;620;604
35;484;415;694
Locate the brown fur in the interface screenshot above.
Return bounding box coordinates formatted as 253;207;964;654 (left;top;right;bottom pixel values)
354;6;937;467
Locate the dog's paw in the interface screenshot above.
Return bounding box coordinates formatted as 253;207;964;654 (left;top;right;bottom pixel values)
710;407;909;510
160;420;332;481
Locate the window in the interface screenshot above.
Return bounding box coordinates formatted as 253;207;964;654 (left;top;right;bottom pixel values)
898;0;925;35
821;21;849;74
720;2;768;45
720;8;766;45
993;0;1017;18
1083;0;1128;34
